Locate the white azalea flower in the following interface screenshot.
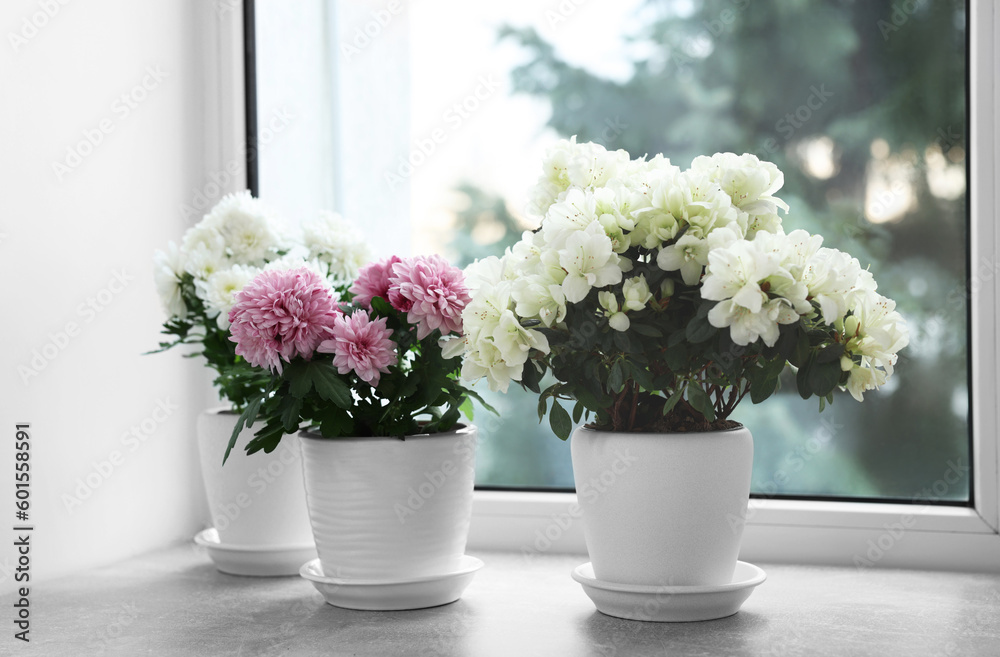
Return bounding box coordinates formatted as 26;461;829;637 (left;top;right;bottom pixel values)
845;364;888;403
525;137;631;217
559;221;623;303
512;266;568;328
701;233;803;345
492;309;550;367
459;276;550;393
302;211;371;280
656;234;711;286
690;152;789;236
464;255;510;294
802;246;863;324
195;264;261;329
461;341;527;394
153;242;187;318
543;189;600;249
708;297;798;347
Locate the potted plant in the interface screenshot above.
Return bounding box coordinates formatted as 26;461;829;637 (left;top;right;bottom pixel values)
151;192;369;575
225;253;491;610
455;139;908;620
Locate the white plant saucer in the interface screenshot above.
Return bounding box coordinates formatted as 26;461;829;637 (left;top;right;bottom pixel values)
194;528;317;577
299;555;484;611
572;560;766;622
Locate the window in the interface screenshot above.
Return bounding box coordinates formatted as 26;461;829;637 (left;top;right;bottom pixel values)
217;0;998;569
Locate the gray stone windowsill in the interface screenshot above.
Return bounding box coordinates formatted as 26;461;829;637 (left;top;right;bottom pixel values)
5;544;1000;656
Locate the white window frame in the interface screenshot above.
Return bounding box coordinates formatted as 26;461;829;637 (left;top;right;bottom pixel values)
211;0;1000;571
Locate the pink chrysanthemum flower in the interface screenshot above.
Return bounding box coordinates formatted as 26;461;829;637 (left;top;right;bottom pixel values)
387;255;471;340
318;310;398;386
348;255;402;309
228;267;340;373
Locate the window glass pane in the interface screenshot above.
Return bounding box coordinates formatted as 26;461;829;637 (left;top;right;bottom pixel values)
256;0;970;501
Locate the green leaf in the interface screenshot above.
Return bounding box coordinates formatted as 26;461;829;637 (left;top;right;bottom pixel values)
807;359;842;397
464;388;498;415
279;396;303;433
459;397;475;421
224;394;263;465
317;407;354;437
686;384;716;422
607;361;625;393
369;296;394;317
612;330;632;353
627;362;655;391
521;360;542;393
664;343;689;371
572;400;585;424
816;342;846;364
287;363;313;398
245;421;286;455
631;324;663;338
662;387;685;415
791;330;810;368
685;309;718;343
796;358;814;399
309;362;353;409
549;400;572;440
750;367;780;404
667;329;687;348
537;396;548;423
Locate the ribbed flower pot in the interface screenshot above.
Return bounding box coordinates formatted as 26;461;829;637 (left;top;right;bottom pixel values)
570;424;753;587
196;408;316;575
299;424;478;581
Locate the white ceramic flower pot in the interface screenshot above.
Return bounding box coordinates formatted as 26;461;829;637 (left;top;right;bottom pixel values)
196;408;315;549
299;424;478;581
570;424;753;587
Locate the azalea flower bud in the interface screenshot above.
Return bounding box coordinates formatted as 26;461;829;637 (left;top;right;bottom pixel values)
622;275;653;311
844;315;860;337
840;354;854;372
608;312;631;332
660;279;675;298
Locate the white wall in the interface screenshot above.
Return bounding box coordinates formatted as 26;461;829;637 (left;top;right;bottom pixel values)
0;0;218;593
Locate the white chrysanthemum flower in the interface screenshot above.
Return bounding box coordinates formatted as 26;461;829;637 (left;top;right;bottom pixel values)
153;242;187;318
180;223;227;280
195;264;261;329
302;211;371;280
559;221;623;303
202;191;285;266
262;253;332;282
